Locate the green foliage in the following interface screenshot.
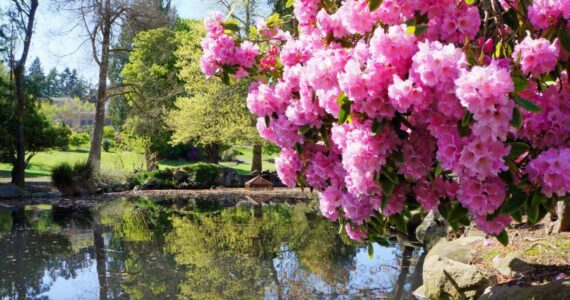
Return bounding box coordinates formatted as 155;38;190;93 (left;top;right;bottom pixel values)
183;163;220;187
69;131;90;147
103;139;113;152
103;126;116;139
167;20;260;148
50;161;93;195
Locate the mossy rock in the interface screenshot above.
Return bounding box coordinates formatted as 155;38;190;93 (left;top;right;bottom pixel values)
183;163;220;188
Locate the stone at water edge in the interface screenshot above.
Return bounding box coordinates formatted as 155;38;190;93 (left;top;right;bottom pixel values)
479;278;570;300
491;253;536;277
415;211;447;249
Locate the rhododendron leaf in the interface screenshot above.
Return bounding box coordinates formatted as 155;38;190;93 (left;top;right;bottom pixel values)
222;65;238;74
502;9;518;30
299;125;311;134
338;101;352;125
494;40;502;58
507;142;529;160
380;176;394;198
514;96;541;113
264;115;270;128
368;243;374;258
464;0;476;5
221;72;230;84
457;120;471;137
512;210;522;223
512;75;528;93
414;25;427;36
266;13;282;27
368;0;383;12
499;171;514;188
526;196;539;224
496;230;509;246
320;127;331;147
531;191;546;207
392;151;404;163
371;118;386;136
461;111;474;127
434;164;443;177
510;107;523;129
375;237;390;247
559;28;570;53
447;202;468;227
285;0;295;9
500;190;527;214
390;214;407;233
382;165;399;185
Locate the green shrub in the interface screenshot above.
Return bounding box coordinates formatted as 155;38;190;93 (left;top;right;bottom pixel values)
102;139;113;152
69;132;90;147
51;161;94;195
221;148;243;162
127;170;176;189
103;126;116;139
184;163;219;188
51;162;73;189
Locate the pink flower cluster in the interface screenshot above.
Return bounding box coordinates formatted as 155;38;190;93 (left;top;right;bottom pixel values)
200;0;570;241
528;148;570;198
513;36;560;77
528;0;570;30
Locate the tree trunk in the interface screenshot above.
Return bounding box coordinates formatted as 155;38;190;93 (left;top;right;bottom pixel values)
205;143;221;164
251;143;262;174
144;148;158;171
88;0;112;174
94;228;108;300
10;0;39;187
546;202;570;234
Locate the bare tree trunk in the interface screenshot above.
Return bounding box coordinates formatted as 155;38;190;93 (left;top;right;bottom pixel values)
144;148;158;171
88;0;112;174
251;143;262;174
94;227;108;300
10;0;39;187
546;202;570;234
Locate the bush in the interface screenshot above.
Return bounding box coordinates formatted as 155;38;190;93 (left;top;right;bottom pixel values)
127;169;176;189
221;148;243;162
69;132;90;147
102;139;113;152
183;163;220;188
51;161;94;195
103;126;116;139
51;162;73;189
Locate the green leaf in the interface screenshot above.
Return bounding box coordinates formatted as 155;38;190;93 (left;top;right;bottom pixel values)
371;118;386;136
457;120;471;137
392;151;404;163
507;142;529;160
414;25;428;36
221;72;230;85
285;0;295;8
526;195;539;224
512;75;529;93
320;127;331;148
531;192;546;207
462;110;474;127
434;164;443;177
375;237;390;247
368;243;374;259
496;230;509;246
338;101;351;125
380;176;394;198
512;210;522;222
382;166;399;185
501;190;527;214
368;0;383;12
499;171;514;188
502;9;519;30
510;107;523;129
264;115;270;128
381;195;388;210
514;96;542;113
447;203;469;224
465;0;476;4
559;27;570;53
390;214;407;233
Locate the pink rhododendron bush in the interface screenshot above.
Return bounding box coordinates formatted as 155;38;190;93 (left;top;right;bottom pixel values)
200;0;570;245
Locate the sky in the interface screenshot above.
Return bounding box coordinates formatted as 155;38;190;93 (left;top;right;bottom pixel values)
26;0;214;83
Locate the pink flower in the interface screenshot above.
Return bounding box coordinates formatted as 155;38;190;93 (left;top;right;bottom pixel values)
458;138;509;180
204;11;225;37
475;214;512;235
275;148;302;187
318;186;344;220
345;223;367;241
411;41;467;91
528;0;564;30
457;177;507;216
527;148;570;197
382;184;409;216
513;36;560;77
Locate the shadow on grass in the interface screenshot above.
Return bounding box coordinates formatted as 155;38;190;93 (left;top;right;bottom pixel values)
0;169;48;179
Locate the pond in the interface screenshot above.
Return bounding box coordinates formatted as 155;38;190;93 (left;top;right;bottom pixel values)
0;198;423;299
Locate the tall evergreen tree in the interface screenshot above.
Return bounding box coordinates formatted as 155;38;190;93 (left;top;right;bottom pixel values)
44;68;59;97
26;57;46;97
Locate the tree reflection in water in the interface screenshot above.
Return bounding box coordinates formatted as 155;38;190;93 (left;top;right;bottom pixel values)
0;197;423;299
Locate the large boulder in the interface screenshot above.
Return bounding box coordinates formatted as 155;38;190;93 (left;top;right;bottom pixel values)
422;236;491;300
0;185;21;198
416;211;447;249
479;279;570;300
491;253;535;277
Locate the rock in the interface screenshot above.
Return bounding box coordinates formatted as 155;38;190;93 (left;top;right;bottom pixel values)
416;211;447;249
479;279;570;300
422;236;489;299
545;202;570;234
423;255;491;300
491;253;535;277
20;190;32;198
0;185;21;198
413;285;427;300
133;185;142;191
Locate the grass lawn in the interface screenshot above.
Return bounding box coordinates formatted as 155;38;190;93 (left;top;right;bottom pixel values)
0;145;278;179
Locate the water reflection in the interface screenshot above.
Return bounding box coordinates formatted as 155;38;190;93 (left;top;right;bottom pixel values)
0;198;423;300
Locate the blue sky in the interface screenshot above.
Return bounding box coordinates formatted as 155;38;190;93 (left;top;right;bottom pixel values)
28;0;213;82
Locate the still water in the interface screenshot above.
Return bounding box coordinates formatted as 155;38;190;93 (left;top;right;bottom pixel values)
0;198;423;300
